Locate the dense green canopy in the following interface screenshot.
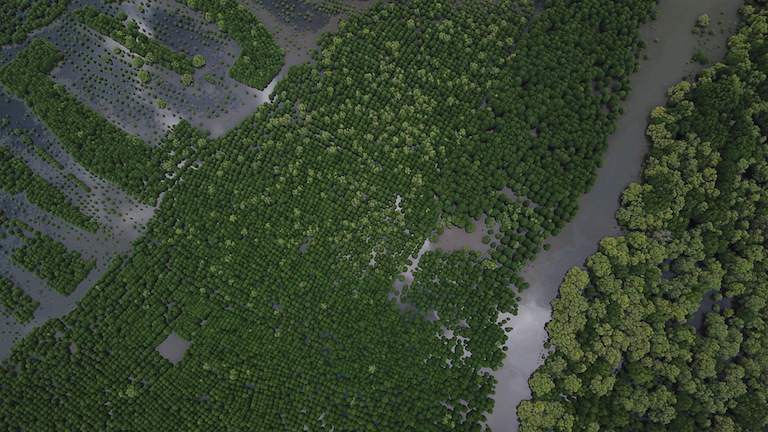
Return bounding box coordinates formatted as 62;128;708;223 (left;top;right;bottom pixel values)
0;39;211;205
0;0;657;429
0;0;71;46
9;227;95;297
0;39;164;204
73;6;200;78
520;2;768;430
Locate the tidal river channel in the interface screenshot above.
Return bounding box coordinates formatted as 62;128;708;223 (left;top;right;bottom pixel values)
0;0;746;428
486;1;742;430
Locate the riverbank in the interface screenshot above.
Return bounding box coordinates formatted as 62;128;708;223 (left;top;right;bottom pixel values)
486;1;742;430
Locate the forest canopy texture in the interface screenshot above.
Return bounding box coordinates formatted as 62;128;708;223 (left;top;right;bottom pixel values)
519;2;768;431
0;0;658;430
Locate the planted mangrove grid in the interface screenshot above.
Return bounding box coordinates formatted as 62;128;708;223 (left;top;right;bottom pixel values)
0;276;38;324
520;3;768;431
4;0;763;431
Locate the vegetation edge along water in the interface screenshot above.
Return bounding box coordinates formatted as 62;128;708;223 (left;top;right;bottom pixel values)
0;0;677;430
519;1;768;430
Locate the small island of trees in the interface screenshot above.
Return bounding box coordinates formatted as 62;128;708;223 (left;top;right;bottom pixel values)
178;0;285;89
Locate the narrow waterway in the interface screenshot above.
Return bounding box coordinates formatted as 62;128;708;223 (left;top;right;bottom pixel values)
486;1;742;430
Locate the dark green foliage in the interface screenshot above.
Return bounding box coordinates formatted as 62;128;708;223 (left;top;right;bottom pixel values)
0;0;655;430
11;128;64;169
9;229;95;297
154;119;207;181
177;0;284;89
404;249;514;368
0;0;71;45
521;5;768;431
28;142;64;170
0;39;173;205
0;276;38;323
73;6;197;77
64;173;90;193
192;54;205;68
0;147;97;232
692;50;710;64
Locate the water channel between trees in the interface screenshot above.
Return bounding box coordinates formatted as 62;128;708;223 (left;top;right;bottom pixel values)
0;0;375;358
0;0;747;428
485;1;742;430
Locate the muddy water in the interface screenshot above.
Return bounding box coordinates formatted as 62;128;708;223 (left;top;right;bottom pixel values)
486;1;742;430
155;332;191;364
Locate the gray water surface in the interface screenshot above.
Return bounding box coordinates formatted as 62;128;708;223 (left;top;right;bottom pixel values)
0;0;375;359
0;1;745;427
486;1;741;430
